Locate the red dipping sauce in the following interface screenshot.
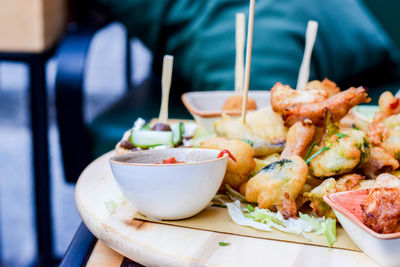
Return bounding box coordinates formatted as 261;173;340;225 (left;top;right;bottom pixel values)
157;157;185;164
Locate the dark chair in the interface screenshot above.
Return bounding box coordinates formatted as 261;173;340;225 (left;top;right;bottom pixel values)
55;11;192;183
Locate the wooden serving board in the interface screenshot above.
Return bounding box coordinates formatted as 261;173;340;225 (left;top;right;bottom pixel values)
76;151;379;266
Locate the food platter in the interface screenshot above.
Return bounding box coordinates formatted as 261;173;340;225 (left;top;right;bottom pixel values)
75;150;379;266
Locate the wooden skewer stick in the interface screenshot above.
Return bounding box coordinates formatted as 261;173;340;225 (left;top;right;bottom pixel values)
241;0;255;124
296;20;318;90
159;55;174;124
235;13;246;93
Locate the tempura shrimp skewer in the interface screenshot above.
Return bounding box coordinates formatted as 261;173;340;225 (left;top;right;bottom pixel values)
282;86;370;127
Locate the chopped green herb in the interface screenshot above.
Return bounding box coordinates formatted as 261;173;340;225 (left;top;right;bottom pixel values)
306;146;330;164
353;126;360;130
335;133;350;139
305;142;316;160
242;139;254;147
247;204;255;212
219;242;230;246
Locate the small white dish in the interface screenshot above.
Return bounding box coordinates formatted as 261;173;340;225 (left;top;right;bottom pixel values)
182;90;270;132
324;189;400;267
109;148;228;220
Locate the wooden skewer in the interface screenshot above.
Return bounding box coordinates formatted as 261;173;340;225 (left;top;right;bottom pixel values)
159;55;174;124
241;0;255;124
296;20;318;90
235;13;246;93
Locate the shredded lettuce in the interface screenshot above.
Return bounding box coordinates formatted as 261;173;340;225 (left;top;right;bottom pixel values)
226;200;336;246
225;184;247;202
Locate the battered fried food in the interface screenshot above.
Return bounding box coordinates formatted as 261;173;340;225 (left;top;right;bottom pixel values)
304;178;337;218
280;119;316;159
200;137;255;191
282;87;370;127
339;110;370;132
362;173;400;233
305;78;340;97
361;147;399;178
271;83;329;113
242;156;308;218
271;79;340;114
308;112;370;177
304;174;364;218
214;107;287;156
222;95;257;111
309;134;362;177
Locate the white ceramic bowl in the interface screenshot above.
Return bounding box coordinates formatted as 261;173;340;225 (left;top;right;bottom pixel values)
109;148;228;220
182;90;270;132
324;189;400;267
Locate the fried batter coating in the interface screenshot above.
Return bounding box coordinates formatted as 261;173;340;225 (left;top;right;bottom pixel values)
282;87;370;127
304;174;364;218
378;91;400;118
361;147;399;178
222;95;257;112
214;107;287;156
339;110;370;132
368;92;400;148
242;156;308;218
305;78;340;97
362;174;400;233
271;82;329;113
309;135;361;177
200;137;255;191
308;112;370;177
280;119;316;159
304;178;337;218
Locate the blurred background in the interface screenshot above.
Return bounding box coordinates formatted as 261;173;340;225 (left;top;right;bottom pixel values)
0;23;152;266
1;0;400;266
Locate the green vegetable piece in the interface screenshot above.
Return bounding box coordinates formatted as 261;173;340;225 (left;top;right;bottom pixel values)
305;147;330;164
335;133;350;139
171;122;184;146
131;130;173;148
218;242;230;246
305;142;316;160
247;204;255;212
242;139;254;147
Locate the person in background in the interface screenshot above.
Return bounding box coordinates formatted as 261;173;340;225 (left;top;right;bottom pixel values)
92;0;400;99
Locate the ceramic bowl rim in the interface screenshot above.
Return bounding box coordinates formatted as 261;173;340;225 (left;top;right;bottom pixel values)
181;90;270;118
324;189;400;240
109;148;228;167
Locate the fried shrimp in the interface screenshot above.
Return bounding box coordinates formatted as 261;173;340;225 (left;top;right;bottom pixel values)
271;83;329;113
200;137;255;191
242;156;308;218
280;119;315;159
305;78;340;97
271;79;340;114
282;87;370;127
362;173;400;233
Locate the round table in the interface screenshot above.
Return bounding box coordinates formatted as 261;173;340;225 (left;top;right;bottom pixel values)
75;151;379;266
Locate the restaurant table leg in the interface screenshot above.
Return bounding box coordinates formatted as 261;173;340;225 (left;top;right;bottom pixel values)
29;54;55;266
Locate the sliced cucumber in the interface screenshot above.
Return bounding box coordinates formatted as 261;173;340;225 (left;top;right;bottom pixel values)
171;122;184;146
131;130;173;148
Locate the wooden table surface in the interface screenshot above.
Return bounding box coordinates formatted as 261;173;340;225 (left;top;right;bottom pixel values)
75;151;380;267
